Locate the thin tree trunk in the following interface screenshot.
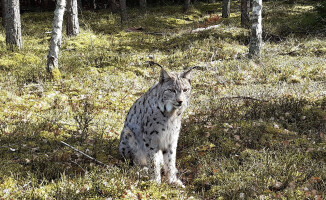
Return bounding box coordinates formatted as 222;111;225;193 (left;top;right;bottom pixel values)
77;0;82;9
66;0;79;36
241;0;250;27
1;0;6;27
108;0;118;12
42;0;49;11
5;0;22;50
183;0;190;11
119;0;127;23
222;0;231;18
47;0;66;79
248;0;262;58
93;0;96;10
139;0;146;11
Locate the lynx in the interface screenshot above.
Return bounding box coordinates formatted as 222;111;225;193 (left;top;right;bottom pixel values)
119;64;196;187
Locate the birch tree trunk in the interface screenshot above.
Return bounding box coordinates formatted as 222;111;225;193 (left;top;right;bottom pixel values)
139;0;146;11
183;0;191;12
222;0;231;18
1;0;6;27
241;0;250;27
66;0;79;36
119;0;127;23
248;0;262;58
47;0;66;79
5;0;22;50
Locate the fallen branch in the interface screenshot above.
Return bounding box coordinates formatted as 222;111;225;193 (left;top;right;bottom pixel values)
60;141;108;167
191;24;221;33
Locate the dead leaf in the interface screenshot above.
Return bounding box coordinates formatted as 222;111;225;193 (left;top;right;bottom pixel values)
212;168;219;174
205;132;210;137
282;140;289;146
234;135;240;141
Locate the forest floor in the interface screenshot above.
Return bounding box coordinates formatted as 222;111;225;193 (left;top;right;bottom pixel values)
0;1;326;199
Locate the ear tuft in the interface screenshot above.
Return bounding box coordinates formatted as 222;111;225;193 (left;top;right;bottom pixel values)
181;66;199;80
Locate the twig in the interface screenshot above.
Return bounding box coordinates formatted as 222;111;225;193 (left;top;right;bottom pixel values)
62;48;76;52
60;141;109;167
144;32;165;36
70;160;86;172
220;96;268;102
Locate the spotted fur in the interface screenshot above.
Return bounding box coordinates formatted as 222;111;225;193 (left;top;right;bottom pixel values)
119;67;195;187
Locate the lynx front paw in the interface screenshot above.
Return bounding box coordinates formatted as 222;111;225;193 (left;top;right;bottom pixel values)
169;179;185;188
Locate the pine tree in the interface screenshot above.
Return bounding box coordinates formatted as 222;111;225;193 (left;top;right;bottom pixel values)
184;0;191;11
241;0;250;27
140;0;146;11
1;0;6;27
119;0;127;23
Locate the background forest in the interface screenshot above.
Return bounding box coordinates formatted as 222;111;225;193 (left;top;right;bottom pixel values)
0;0;326;199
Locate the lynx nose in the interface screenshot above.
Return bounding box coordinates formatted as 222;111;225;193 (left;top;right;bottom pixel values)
177;100;183;106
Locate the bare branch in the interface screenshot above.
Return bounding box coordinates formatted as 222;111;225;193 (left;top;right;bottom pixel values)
60;141;109;167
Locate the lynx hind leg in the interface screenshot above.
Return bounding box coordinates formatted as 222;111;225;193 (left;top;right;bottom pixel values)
119;127;135;160
119;127;147;166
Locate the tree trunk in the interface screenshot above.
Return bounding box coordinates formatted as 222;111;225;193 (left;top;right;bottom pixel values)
119;0;127;23
42;0;51;11
139;0;146;11
1;0;6;27
5;0;22;50
222;0;231;18
183;0;190;12
66;0;79;36
108;0;118;12
47;0;66;79
77;0;82;9
241;0;250;27
93;0;96;10
248;0;262;58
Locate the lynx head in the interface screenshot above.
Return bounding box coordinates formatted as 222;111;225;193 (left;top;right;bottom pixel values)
157;67;195;113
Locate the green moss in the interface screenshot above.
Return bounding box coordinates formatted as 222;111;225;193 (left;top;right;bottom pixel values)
50;67;62;81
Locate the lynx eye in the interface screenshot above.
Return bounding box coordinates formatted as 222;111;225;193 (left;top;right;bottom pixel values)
183;88;189;92
168;89;176;93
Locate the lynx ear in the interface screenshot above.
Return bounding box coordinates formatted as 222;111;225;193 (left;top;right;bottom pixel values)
159;68;173;83
181;66;199;80
146;61;173;83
